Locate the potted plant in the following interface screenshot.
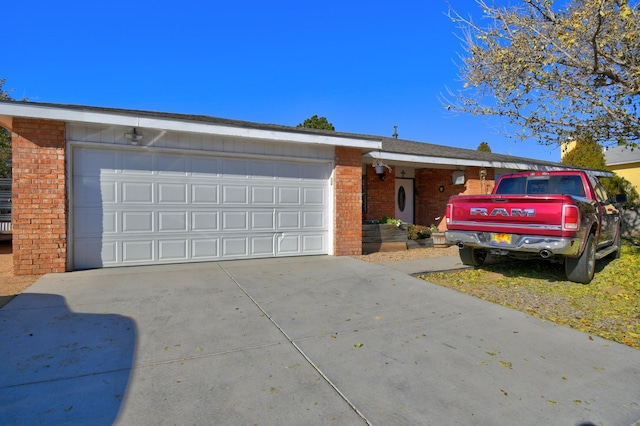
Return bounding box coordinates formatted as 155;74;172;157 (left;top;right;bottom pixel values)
429;224;448;248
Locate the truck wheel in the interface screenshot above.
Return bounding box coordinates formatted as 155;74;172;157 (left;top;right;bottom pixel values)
565;233;596;284
459;247;487;267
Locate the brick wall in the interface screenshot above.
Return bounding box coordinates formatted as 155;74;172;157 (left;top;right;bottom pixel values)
415;167;495;231
12;118;67;275
362;165;396;221
334;147;363;255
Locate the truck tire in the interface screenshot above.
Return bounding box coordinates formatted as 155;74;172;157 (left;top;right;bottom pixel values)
459;247;487;267
565;233;596;284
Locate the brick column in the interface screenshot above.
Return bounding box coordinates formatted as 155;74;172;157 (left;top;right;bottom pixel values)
334;146;362;256
12;118;67;275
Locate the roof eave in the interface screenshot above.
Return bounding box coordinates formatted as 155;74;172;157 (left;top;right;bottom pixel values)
363;152;613;177
0;101;382;150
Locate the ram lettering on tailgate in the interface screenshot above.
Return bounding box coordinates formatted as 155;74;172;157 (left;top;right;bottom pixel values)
470;207;535;217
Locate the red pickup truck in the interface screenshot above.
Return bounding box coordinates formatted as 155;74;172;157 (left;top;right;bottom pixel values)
445;171;627;283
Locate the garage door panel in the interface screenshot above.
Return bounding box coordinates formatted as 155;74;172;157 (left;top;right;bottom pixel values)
302;234;325;252
251;186;275;204
278;234;300;254
251;211;275;230
303;187;325;204
303;211;324;228
74;177;114;206
192;212;218;231
222;185;248;204
123;240;154;262
158;184;187;203
73;147;329;269
159;239;188;260
122;182;153;203
192;184;219;204
278;187;300;204
192;238;219;258
159;212;188;232
222;237;248;256
222;211;248;230
277;211;300;229
122;212;154;233
251;236;275;256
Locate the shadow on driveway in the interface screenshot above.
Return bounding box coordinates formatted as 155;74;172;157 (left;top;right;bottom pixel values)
0;293;136;425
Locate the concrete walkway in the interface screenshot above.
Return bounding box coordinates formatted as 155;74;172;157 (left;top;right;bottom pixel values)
1;256;639;425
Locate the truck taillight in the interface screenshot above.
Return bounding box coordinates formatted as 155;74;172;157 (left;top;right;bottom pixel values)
563;204;580;231
446;203;452;224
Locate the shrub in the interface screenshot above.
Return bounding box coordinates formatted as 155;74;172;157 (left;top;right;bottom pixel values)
408;224;431;239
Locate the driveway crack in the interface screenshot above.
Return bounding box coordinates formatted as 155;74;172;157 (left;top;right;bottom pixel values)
218;263;372;426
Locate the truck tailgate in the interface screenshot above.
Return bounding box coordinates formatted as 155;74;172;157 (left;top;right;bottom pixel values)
447;194;572;236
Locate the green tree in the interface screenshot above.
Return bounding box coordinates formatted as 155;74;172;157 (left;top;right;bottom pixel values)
477;141;491;152
297;115;335;131
446;0;640;147
561;133;640;206
0;78;13;178
561;134;607;170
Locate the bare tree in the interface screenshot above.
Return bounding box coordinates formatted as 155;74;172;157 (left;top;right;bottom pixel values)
445;0;640;147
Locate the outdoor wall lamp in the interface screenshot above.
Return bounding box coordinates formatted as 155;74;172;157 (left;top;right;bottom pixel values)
452;170;465;185
373;160;392;181
125;128;144;145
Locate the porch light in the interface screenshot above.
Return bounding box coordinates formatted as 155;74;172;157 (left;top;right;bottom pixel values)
373;159;392;181
125;128;144;145
452;170;465;185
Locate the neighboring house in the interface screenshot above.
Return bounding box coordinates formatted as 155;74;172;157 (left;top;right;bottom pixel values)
0;100;609;275
604;145;640;191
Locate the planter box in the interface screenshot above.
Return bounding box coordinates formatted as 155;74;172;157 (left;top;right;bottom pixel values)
431;232;449;248
362;223;408;254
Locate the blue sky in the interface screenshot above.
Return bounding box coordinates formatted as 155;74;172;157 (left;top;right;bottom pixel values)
2;0;561;162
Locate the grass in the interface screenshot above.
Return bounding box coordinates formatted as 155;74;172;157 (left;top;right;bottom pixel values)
418;241;640;350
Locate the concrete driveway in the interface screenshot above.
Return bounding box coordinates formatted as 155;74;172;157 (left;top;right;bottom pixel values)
1;256;639;425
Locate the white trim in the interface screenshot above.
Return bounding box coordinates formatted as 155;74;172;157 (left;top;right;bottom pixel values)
0;102;382;150
362;151;613;177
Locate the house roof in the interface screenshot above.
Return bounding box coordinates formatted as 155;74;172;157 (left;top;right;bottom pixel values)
604;145;640;166
0;100;612;177
0;100;381;150
369;137;612;177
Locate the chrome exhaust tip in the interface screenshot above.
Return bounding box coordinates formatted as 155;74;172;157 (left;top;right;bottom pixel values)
540;250;552;259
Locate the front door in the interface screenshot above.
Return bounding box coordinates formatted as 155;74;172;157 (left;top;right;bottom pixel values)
395;179;414;224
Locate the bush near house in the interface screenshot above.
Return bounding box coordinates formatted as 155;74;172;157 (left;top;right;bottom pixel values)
408;224;432;240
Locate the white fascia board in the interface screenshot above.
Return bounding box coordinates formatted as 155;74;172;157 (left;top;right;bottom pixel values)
363;151;539;169
136;117;381;149
362;151;606;174
0;102;381;150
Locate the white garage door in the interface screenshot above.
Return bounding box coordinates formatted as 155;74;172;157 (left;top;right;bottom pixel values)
72;146;331;269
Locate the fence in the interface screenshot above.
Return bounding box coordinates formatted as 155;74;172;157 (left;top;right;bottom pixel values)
0;178;11;234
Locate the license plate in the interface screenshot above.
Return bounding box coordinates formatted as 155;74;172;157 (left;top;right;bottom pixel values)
490;233;512;244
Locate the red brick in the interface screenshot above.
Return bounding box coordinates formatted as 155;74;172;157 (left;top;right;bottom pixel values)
12;118;67;275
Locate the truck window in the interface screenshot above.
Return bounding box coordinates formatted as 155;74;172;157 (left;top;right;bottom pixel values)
552;175;585;197
494;175;586;196
495;177;526;194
